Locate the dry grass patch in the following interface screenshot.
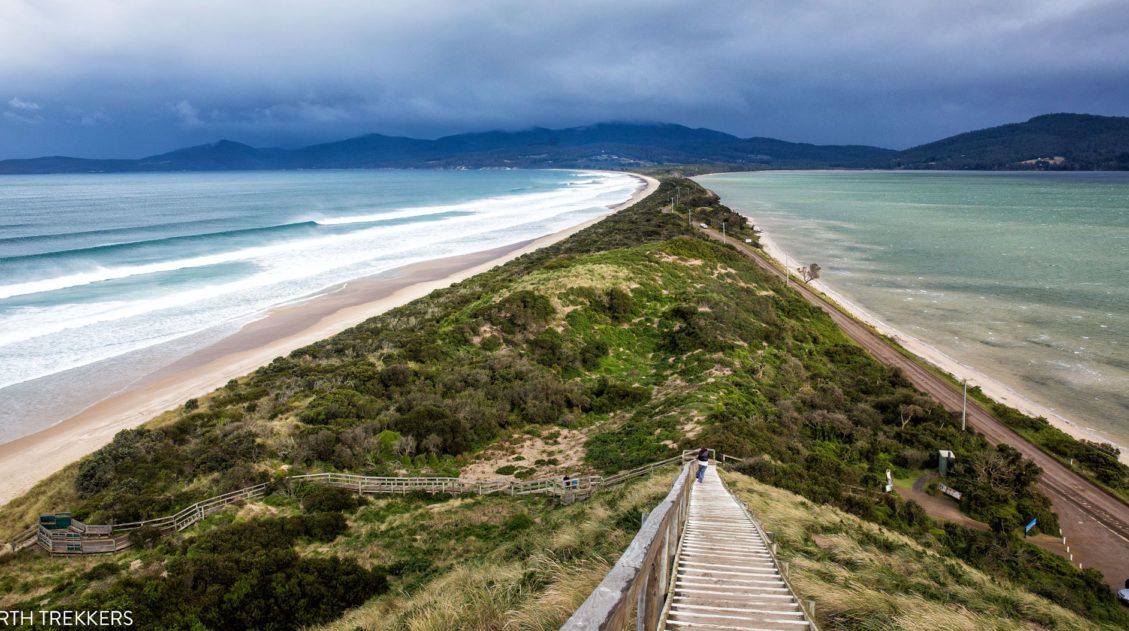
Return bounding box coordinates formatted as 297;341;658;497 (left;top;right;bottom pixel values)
723;470;1110;630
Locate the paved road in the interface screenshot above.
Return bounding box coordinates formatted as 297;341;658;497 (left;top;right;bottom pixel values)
699;226;1129;590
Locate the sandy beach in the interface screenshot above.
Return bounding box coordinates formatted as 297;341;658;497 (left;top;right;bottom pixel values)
753;230;1129;465
0;174;660;507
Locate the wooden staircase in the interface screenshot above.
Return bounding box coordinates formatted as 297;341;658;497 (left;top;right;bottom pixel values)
661;466;811;630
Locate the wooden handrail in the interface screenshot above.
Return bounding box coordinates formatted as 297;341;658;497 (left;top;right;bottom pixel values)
729;480;820;631
561;461;697;630
9;451;693;556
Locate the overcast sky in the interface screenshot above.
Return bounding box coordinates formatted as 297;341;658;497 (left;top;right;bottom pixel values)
1;0;1127;158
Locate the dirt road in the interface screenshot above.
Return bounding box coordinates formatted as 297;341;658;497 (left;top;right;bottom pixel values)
699;226;1129;590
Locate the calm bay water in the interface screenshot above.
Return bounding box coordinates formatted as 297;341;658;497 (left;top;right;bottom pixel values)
0;169;638;441
697;171;1129;448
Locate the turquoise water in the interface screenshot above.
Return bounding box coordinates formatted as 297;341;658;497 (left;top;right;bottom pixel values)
0;169;639;441
697;171;1129;448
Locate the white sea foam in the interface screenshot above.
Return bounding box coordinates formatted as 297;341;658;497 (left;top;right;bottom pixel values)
0;171;639;390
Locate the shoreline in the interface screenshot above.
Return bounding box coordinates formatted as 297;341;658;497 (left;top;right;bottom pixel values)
0;173;660;507
752;229;1129;465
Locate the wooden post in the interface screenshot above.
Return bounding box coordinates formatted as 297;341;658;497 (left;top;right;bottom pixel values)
635;570;648;631
642;559;661;630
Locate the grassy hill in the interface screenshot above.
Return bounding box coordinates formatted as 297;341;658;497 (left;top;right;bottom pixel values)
894;113;1129;170
727;471;1120;630
1;178;1127;629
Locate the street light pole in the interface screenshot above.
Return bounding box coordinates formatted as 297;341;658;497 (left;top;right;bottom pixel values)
961;379;968;431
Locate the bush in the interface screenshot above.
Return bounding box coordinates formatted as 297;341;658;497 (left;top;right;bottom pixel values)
128;525;164;550
490;290;555;332
301;486;363;514
579;338;609;369
190;513;348;555
603;288;634;321
298;389;378;425
480;335;502;351
588;377;650;413
393;405;471;455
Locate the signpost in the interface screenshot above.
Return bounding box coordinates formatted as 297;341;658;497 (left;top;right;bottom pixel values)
938;483;962;501
1024;518;1037;535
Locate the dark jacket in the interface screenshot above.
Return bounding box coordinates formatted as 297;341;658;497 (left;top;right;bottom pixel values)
697;448;710;463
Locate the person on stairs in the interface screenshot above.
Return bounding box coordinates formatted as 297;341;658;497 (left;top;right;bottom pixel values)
696;447;710;483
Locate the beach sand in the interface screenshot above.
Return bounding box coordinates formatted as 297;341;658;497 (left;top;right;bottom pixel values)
0;174;660;507
755;231;1129;465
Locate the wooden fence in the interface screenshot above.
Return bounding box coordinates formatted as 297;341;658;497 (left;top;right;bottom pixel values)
8;451;699;556
31;482;272;555
561;460;697;630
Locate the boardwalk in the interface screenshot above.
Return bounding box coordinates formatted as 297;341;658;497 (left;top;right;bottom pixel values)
7;454;688;556
663;466;809;630
563;459;814;630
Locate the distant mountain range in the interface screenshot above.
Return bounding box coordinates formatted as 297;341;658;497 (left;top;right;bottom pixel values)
2;114;1127;174
894;113;1129;170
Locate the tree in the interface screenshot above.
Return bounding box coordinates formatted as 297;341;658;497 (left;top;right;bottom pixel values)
898;403;926;429
797;263;822;282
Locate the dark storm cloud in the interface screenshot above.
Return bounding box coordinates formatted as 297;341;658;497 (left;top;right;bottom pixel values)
1;0;1127;158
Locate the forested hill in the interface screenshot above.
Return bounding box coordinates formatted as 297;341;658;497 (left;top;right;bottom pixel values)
894;113;1129;170
0;122;892;173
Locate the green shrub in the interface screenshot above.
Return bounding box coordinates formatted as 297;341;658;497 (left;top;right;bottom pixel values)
588;377;650;414
490;290;555;332
298;389;378;425
480;335;502;351
603;288;634;321
301;486;363;514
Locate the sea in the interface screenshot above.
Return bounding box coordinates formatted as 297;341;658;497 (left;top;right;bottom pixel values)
697;171;1129;451
0;169;639;442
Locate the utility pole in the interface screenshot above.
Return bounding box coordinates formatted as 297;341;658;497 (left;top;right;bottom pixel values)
961;379;968;431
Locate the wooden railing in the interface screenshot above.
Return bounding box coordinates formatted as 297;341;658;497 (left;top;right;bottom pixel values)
561;460;697;630
31;482;272;555
561;449;770;631
731;490;821;631
8;450;696;556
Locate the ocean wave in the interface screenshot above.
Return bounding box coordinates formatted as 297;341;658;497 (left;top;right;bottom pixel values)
0;216;245;250
0;172;639;383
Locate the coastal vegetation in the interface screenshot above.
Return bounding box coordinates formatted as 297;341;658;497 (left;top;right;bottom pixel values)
729;471;1126;630
2;178;1127;628
976;393;1129;502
